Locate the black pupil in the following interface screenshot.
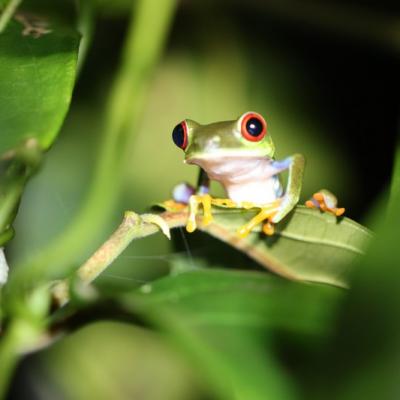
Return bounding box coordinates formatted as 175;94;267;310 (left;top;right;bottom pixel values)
172;123;185;147
246;118;263;137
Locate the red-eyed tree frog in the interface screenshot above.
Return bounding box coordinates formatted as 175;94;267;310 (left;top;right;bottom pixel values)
172;111;344;237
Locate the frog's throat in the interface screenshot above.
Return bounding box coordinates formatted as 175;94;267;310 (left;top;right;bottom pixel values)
186;154;274;180
187;155;281;204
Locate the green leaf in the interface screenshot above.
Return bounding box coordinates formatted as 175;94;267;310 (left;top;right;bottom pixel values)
0;17;79;155
45;203;370;308
119;269;342;400
0;11;79;248
130;269;342;334
155;204;372;287
216;206;371;287
36;322;205;400
45;204;370;307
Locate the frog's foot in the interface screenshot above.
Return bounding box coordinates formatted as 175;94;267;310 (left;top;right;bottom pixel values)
305;190;345;217
158;199;188;213
262;221;275;236
237;199;281;238
187;194;214;233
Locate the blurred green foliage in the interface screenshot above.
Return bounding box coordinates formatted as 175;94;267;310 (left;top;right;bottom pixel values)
0;20;78;153
0;0;399;399
38;322;206;400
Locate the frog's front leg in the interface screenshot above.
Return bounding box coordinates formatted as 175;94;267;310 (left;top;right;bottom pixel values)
270;153;305;224
186;192;242;232
179;169;235;232
236;200;282;238
186;194;213;232
235;154;304;238
187;195;249;233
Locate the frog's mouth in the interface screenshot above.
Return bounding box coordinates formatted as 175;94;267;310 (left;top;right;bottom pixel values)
185;149;271;163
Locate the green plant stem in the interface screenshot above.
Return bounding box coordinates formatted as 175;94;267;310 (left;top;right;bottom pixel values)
0;179;23;234
75;0;95;75
0;321;21;399
0;0;21;33
0;140;42;244
0;318;41;399
52;212;175;306
9;0;177;290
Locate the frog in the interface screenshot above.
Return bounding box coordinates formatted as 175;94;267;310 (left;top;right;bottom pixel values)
171;111;344;237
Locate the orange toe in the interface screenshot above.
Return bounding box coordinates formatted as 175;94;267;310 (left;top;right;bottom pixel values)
335;207;345;216
305;200;316;209
320;203;328;212
313;192;324;202
262;221;275;236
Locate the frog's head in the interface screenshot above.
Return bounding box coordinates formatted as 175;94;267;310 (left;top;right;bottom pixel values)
172;112;275;166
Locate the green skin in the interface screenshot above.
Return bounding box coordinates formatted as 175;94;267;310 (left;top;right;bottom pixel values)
179;112;305;224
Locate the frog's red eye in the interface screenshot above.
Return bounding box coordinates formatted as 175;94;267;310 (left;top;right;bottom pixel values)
172;121;188;150
241;112;267;142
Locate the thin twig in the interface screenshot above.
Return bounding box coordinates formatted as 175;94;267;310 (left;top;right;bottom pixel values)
75;0;95;75
52;212;175;306
0;0;22;33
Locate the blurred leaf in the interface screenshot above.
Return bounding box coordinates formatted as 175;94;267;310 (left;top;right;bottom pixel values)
337;190;400;395
119;269;342;400
93;0;132;15
0;12;79;250
130;269;341;334
297;142;400;400
37;321;205;400
0;17;79;155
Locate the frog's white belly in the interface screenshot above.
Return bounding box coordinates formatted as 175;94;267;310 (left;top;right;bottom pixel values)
195;157;282;204
225;178;281;204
